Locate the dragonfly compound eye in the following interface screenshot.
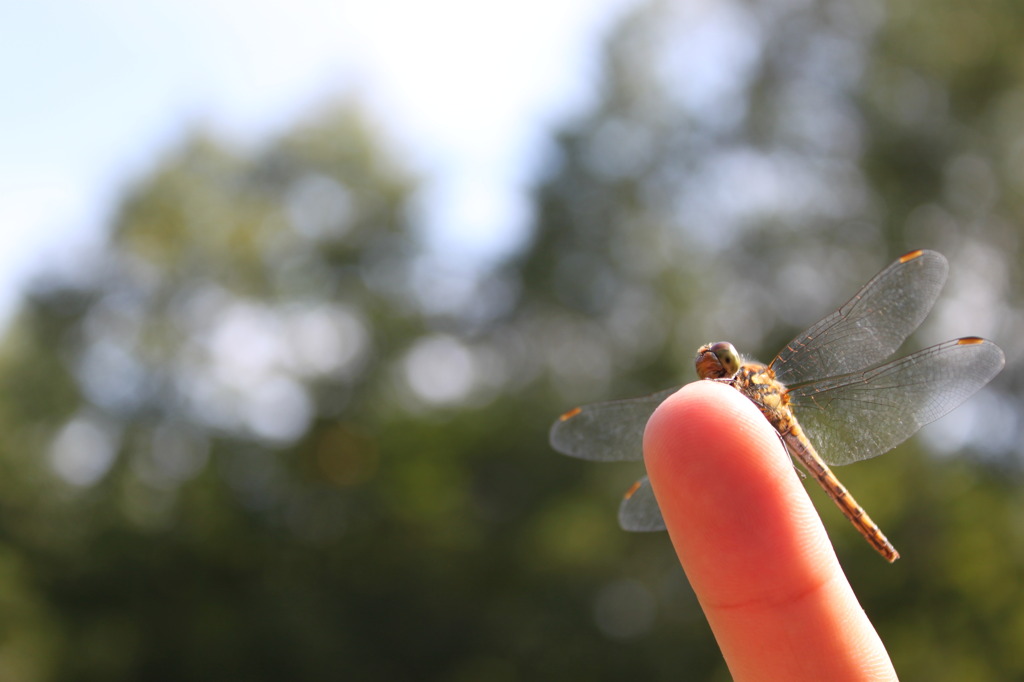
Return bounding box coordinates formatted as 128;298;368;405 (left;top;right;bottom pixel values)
695;341;741;379
710;342;741;376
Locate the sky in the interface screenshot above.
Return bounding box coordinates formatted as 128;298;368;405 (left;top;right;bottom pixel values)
0;0;637;327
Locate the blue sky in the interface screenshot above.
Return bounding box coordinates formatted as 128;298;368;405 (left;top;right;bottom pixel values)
0;0;636;326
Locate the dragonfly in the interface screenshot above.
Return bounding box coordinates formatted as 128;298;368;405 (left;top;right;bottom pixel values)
549;249;1005;562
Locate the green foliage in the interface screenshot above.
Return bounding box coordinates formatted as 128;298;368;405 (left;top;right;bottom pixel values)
0;0;1022;680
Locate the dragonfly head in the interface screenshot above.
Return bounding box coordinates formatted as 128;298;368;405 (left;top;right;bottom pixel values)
695;341;741;380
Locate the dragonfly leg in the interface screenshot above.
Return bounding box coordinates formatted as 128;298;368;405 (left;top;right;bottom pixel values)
777;433;806;479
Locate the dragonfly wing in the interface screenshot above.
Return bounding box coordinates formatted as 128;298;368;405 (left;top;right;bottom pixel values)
772;250;948;386
618;476;666;531
788;338;1005;466
549;387;679;461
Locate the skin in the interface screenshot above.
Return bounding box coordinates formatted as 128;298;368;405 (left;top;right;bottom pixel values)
643;380;898;681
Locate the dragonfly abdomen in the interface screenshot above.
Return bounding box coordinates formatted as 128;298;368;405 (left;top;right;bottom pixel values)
782;423;900;563
731;363;901;562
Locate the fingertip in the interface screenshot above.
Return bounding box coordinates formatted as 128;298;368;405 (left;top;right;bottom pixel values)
643;380;896;680
644;380;793;507
643;379;831;605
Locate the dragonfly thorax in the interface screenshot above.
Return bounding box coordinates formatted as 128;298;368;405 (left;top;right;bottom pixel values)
733;363;791;423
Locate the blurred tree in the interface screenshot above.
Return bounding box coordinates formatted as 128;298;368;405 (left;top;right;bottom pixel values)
518;1;1024;679
0;98;716;679
517;1;1024;679
0;0;1022;680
